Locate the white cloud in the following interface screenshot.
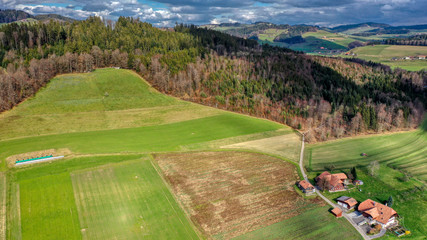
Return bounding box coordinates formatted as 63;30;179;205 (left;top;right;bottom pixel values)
3;0;427;26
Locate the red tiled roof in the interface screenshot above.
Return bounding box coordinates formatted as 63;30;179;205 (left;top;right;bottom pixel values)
344;197;358;207
315;171;331;181
331;207;342;216
358;199;398;224
337;196;358;207
298;180;314;189
332;173;347;180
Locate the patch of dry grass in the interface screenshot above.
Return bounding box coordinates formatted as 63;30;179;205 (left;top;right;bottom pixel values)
155;151;322;239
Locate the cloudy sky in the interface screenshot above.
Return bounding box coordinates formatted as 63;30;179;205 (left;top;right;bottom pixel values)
2;0;427;27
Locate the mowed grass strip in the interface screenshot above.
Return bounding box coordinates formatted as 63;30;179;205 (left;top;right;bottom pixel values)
155;151;326;239
232;206;363;240
222;132;301;162
306;130;427;182
1;113;283;170
71;160;198;240
19;173;81;240
0;173;5;239
0;68;221;140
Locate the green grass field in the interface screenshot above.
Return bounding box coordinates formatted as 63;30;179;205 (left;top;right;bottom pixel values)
303;30;358;47
306;129;427;182
0;68;221;140
341;45;427;71
7;155;199;240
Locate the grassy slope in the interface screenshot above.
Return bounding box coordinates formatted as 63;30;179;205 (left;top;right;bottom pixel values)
0;68;220;140
341;45;427;71
306;130;427;182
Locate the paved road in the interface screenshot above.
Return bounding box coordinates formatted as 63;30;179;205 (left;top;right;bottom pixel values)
298;133;370;240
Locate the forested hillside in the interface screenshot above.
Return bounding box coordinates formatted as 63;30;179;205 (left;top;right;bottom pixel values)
371;34;427;46
0;17;425;141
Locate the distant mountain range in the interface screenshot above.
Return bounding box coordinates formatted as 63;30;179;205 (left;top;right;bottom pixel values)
0;9;76;24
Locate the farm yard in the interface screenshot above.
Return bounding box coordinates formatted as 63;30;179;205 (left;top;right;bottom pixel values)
0;68;364;239
305;124;427;239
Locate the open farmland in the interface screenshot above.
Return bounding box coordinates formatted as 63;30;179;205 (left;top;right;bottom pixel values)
155;151;361;239
0;68;364;239
6;155;199;240
341;45;427;71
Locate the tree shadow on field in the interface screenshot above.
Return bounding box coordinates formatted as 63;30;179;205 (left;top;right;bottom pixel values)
421;115;427;132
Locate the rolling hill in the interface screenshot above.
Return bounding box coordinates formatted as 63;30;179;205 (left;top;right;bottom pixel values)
0;9;75;24
0;68;364;239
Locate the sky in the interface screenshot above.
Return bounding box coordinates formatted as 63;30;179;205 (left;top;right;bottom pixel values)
2;0;427;27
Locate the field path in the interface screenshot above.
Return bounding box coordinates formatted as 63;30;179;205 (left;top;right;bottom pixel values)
299;133;370;240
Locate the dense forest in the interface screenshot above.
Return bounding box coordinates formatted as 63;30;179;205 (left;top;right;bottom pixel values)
0;16;425;142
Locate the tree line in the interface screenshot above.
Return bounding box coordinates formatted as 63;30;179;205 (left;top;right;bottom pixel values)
0;16;425;142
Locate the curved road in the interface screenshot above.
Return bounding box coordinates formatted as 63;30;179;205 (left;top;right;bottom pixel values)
298;134;370;240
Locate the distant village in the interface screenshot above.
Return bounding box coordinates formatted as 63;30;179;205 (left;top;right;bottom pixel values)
297;171;410;238
391;55;426;60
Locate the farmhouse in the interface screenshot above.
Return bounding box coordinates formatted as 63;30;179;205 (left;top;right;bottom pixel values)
418;55;426;60
331;207;343;218
297;180;315;195
337;196;357;210
315;171;348;192
358;199;398;228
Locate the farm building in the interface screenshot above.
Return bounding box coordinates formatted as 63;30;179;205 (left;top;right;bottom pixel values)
297;180;315;195
337;196;357;210
418;55;426;59
358;199;398;228
331;208;342;218
315;171;348;192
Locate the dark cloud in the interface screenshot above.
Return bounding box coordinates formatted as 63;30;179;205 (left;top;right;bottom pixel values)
4;0;427;26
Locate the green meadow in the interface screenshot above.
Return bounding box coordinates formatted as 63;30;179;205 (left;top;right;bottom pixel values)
306;129;427;182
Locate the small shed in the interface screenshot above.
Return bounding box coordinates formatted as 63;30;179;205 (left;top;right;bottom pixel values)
331;207;343;218
354;180;364;185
